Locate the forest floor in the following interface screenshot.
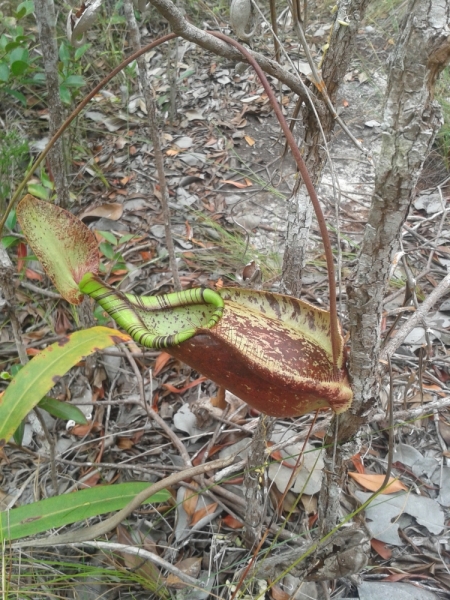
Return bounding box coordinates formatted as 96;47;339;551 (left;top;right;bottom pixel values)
1;2;450;599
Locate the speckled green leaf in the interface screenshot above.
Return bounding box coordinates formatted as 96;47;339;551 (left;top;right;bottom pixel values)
17;195;100;304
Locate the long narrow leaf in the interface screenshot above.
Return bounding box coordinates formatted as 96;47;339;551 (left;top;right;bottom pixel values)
0;483;170;541
0;327;130;446
38;396;88;424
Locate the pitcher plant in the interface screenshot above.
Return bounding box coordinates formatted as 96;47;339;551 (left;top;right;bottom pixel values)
12;31;353;419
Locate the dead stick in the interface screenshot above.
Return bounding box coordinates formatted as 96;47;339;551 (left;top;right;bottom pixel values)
12;454;235;547
380;272;450;363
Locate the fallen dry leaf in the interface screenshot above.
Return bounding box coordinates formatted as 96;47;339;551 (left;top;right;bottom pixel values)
25;268;44;281
26;348;41;356
162;376;207;394
80;202;123;221
350;453;365;474
190;501;218;526
69;421;102;436
154;351;172;376
116;525;163;587
371;538;392;559
221;179;251;188
270;585;290;600
77;471;101;488
166;557;201;589
117;437;134;449
222;514;244;529
300;493;317;515
384;573;410;582
349;472;407;494
182;483;199;518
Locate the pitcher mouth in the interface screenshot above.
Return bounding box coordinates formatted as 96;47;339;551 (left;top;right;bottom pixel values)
78;273;225;349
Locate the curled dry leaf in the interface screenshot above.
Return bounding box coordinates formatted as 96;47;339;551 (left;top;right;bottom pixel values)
191;501;218;526
166;557;202;589
300;493;318;515
153;351;172;375
182;482;199;518
221;179;251;188
69;421;102;436
67;0;103;48
79;202;124;221
270;585;290;600
370;538;392;560
230;0;257;42
222;514;244;529
348;472;408;494
162;376;206;394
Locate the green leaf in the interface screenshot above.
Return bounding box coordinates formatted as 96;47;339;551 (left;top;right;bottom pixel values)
0;483;170;541
1;236;19;249
9;46;28;65
40;169;54;189
5;209;16;230
17;195;100;304
3;87;27;105
37;396;87;424
59;41;70;64
13;419;25;445
0;327;130;446
59;84;71;105
110;14;126;24
0;62;9;82
31;71;46;85
10;60;28;76
3;88;27;106
98;230;118;245
99;241;115;260
118;233;135;244
74;43;91;60
10;364;23;377
93;304;110;326
27;182;49;200
63;74;85;88
16;0;34;18
5;41;21;52
177;68;195;82
14;6;27;18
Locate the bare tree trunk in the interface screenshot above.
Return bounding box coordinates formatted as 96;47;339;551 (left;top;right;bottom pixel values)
34;0;69;207
319;0;450;535
281;0;371;297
